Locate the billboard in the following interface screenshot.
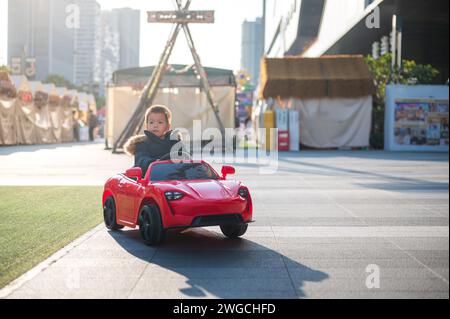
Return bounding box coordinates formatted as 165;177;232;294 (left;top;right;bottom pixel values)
394;100;448;147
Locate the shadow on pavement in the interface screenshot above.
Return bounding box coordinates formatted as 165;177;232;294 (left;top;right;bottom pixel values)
277;151;449;162
276;157;449;191
108;228;329;298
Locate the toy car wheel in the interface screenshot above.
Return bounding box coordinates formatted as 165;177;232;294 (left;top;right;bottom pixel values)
139;204;164;246
220;223;248;239
103;197;124;231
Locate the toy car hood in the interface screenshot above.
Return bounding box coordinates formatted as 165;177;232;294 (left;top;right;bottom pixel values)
152;179;243;200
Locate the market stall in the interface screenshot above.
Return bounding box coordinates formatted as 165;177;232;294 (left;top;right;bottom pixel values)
106;64;236;148
258;55;375;149
0;74;76;146
0;72;19;145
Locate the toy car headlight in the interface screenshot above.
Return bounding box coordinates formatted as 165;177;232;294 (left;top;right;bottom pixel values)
165;191;184;201
238;187;249;198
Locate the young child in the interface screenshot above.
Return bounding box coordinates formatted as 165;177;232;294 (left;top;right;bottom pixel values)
124;105;182;177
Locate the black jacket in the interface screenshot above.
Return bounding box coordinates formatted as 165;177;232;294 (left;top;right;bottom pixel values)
124;130;183;177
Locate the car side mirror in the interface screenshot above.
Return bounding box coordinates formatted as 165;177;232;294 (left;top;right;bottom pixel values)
125;167;143;182
221;165;235;180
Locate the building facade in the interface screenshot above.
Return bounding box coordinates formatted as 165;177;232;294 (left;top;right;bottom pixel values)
241;17;264;85
8;1;140;94
73;0;101;88
95;11;120;97
95;8;140;97
8;0;76;82
111;8;140;70
264;0;448;82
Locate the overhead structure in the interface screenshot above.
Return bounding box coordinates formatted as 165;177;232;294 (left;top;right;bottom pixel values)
148;10;214;23
113;0;225;153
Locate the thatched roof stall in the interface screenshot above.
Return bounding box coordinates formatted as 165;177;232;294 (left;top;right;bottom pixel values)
257;55;375;149
259;55;375;100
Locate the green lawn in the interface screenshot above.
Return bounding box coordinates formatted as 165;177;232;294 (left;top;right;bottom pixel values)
0;186;103;289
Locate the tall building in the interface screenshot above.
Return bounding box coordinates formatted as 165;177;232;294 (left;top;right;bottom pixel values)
95;11;120;97
241;18;264;85
8;1;141;94
111;8;140;70
73;0;101;88
7;0;101;88
8;0;76;81
95;8;140;96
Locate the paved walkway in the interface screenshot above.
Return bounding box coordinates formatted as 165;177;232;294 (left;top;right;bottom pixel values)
0;141;132;185
0;142;448;298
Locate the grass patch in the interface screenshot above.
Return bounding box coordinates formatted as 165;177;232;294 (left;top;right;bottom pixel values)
0;186;103;288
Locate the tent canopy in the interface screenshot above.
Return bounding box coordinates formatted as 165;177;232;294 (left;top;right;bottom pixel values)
113;64;236;88
11;75;30;92
29;81;45;95
56;87;68;97
259;55;375;100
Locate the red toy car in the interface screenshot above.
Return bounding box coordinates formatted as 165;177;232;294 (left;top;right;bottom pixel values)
102;160;253;246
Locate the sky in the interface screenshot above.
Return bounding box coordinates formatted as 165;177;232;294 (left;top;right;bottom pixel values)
0;0;263;71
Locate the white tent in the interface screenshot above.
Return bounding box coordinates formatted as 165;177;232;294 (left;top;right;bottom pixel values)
258;56;375;149
106;65;237;149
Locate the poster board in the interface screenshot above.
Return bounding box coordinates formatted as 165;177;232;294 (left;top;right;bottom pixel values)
275;108;288;131
78;93;89;112
289;110;300;151
385;85;449;152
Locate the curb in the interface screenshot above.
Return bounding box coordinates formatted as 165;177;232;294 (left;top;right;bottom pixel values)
0;223;104;299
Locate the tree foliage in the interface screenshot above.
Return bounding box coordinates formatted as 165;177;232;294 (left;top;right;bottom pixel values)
43;74;81;91
43;75;105;110
0;65;11;73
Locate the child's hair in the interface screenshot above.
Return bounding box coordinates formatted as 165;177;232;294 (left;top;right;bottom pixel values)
145;105;172;125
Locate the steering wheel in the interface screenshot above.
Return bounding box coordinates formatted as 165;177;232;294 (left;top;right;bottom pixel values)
158;151;192;161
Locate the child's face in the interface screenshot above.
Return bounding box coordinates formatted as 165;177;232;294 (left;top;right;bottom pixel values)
146;112;170;138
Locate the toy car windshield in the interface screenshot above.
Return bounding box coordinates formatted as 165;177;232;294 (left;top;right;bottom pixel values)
150;162;220;182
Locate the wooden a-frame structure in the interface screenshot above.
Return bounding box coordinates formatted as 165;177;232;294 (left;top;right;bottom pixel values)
113;0;225;153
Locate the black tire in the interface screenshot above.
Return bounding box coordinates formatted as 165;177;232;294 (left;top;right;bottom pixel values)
138;204;164;246
220;224;248;239
103;197;124;231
